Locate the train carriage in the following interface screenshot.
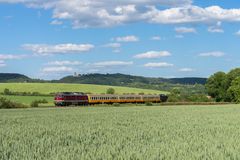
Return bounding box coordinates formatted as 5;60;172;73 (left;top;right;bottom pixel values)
88;94;119;104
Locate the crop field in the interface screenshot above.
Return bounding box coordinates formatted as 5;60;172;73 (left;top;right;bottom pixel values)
0;83;168;95
1;105;240;159
0;95;54;106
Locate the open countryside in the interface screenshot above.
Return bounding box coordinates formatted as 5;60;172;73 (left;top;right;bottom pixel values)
1;0;240;159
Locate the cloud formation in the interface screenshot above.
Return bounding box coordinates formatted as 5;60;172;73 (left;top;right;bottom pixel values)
175;27;196;33
115;35;139;42
144;62;174;68
47;61;82;66
199;51;225;57
42;66;73;73
93;61;133;67
134;51;171;59
179;68;195;72
0;60;6;67
0;54;26;60
2;1;240;28
23;43;94;55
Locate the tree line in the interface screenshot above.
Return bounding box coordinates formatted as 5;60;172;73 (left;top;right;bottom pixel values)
206;68;240;102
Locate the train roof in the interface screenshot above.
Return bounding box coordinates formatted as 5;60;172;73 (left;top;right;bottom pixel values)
56;92;86;95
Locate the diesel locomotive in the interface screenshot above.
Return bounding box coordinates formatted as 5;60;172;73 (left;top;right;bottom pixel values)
54;92;168;106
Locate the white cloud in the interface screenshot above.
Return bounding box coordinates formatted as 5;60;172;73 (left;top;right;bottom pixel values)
175;35;184;38
235;30;240;36
115;35;139;42
50;19;63;25
199;51;225;57
175;27;196;33
93;61;133;67
151;36;161;41
42;66;73;73
113;49;121;53
23;43;94;55
0;60;6;67
145;6;240;25
208;27;224;33
208;21;224;33
179;68;195;72
0;54;26;60
47;60;82;66
3;1;240;28
134;51;171;59
144;62;174;68
103;43;121;48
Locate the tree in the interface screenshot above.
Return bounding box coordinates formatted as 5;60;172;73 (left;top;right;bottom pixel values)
226;68;240;88
205;72;227;102
228;77;240;103
106;88;115;94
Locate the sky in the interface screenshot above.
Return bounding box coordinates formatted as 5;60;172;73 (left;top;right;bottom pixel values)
0;0;240;80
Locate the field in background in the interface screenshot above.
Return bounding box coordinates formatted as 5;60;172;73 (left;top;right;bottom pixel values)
0;95;54;106
1;105;240;159
0;83;168;95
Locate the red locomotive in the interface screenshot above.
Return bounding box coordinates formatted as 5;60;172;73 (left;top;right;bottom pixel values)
54;92;89;106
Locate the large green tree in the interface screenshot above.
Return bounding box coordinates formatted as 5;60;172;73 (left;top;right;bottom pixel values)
205;72;227;102
228;77;240;103
226;68;240;88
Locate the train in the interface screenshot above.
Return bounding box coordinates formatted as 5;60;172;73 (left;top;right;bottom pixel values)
54;92;168;106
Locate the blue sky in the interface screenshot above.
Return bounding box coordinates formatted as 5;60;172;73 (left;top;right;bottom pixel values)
0;0;240;80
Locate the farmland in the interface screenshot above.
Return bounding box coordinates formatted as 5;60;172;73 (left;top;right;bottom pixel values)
1;105;240;159
0;95;54;106
0;83;168;95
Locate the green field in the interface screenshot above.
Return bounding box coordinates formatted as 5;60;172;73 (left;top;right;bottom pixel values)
0;83;168;95
1;105;240;159
0;95;54;106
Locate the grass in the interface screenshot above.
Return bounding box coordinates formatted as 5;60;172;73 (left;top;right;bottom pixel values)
0;83;168;95
1;105;240;159
0;95;54;106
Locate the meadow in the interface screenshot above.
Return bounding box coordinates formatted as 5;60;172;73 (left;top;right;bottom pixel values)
1;105;240;159
0;83;168;95
0;95;54;106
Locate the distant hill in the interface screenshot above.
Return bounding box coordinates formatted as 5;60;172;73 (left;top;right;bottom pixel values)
168;77;207;85
57;73;207;94
0;73;30;82
58;73;207;85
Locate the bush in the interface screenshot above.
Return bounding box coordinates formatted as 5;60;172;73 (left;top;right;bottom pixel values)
0;97;27;109
3;88;11;95
113;103;121;107
145;102;153;106
106;88;115;94
31;99;48;108
31;101;39;108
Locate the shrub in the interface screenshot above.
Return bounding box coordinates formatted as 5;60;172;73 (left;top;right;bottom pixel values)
145;102;153;106
31;99;48;108
113;103;120;107
3;88;11;95
0;97;27;109
106;88;115;94
31;101;39;108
